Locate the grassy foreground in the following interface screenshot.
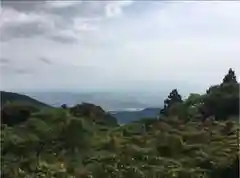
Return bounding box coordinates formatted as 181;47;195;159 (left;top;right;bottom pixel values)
1;109;239;178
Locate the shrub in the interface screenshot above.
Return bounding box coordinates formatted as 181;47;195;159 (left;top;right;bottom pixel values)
104;135;120;152
61;118;93;152
131;136;146;147
156;133;184;157
221;121;234;135
155;121;172;132
182;131;211;144
1;103;39;126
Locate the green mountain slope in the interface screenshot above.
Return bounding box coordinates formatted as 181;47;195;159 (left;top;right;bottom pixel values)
0;91;50;108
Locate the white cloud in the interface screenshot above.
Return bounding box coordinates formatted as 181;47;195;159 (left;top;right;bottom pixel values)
46;1;81;8
73;18;99;32
105;1;133;18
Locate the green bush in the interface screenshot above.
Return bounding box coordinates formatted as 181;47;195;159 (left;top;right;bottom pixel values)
182;131;211;144
1;102;40;126
156;133;184;157
221;121;235;135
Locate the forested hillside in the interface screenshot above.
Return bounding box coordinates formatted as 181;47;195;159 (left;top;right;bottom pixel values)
1;68;239;178
0;91;51;126
0;91;50;108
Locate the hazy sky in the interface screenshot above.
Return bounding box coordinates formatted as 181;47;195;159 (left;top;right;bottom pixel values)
0;1;240;93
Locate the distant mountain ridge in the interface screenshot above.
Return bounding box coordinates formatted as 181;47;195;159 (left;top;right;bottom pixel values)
0;91;50;108
22;92;163;111
1;91;161;124
109;107;160;124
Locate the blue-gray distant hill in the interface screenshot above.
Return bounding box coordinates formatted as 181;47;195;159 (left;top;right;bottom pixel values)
22;91;163;111
109;107;160;124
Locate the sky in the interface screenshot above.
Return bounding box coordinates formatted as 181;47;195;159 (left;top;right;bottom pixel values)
0;1;240;93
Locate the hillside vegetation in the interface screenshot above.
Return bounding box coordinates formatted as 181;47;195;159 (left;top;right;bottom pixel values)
0;91;50;108
1;68;239;178
1;91;51;126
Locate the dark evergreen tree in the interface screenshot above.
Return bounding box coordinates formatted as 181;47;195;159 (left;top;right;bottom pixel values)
160;89;183;116
201;68;239;120
61;104;68;109
222;68;237;84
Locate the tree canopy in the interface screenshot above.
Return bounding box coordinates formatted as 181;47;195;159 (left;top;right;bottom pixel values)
222;68;237;84
160;89;183;116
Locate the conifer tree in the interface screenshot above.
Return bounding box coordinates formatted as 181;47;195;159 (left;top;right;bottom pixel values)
160;89;183;116
222;68;237;84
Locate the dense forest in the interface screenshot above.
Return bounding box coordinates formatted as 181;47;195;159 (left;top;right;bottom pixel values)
1;68;239;178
